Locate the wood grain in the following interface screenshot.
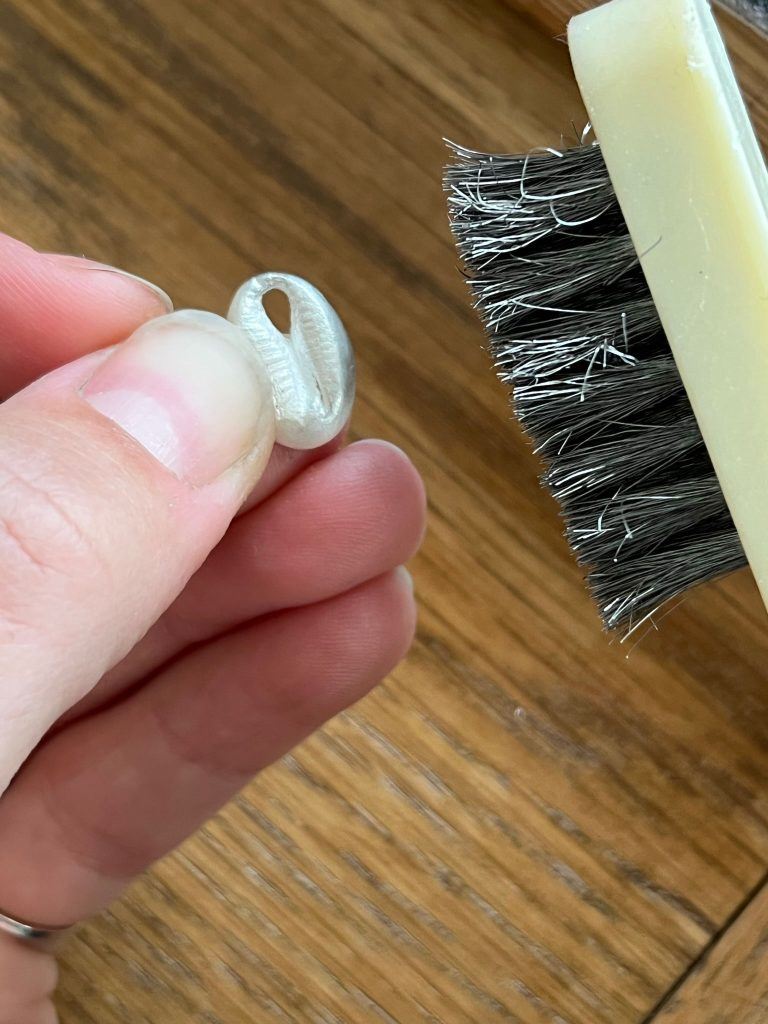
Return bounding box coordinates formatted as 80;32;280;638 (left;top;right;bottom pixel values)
512;0;768;143
0;0;766;1021
653;878;768;1022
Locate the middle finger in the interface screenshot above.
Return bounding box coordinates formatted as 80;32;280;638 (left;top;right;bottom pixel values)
66;439;426;721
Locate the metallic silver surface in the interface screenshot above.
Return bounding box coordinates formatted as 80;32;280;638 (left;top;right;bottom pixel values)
716;0;768;34
0;907;74;952
229;273;355;450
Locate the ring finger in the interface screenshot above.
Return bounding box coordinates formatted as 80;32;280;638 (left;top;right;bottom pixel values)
0;570;416;927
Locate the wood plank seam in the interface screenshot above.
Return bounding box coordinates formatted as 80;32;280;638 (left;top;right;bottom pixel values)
639;871;768;1021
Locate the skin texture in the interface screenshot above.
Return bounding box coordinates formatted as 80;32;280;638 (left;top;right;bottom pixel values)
0;237;425;1024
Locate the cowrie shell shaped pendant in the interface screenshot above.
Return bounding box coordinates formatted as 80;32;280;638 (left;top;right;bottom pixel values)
228;273;355;450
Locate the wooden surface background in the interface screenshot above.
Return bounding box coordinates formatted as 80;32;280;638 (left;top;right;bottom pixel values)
2;0;767;1020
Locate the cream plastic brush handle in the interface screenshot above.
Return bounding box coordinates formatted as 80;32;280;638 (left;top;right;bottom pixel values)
569;0;768;612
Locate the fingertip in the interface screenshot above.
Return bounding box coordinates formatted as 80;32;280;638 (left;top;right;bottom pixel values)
315;568;419;707
390;565;419;662
350;436;425;487
395;563;415;595
0;235;173;394
346;438;428;554
349;437;418;473
45;254;173;319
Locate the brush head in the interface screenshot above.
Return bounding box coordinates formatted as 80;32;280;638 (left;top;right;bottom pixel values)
445;140;747;635
718;0;768;34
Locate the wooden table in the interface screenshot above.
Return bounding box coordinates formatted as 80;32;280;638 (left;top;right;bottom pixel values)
3;1;767;1020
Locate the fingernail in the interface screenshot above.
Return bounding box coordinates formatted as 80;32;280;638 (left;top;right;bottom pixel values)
101;268;173;313
357;438;410;461
396;566;415;595
83;310;275;485
44;254;174;313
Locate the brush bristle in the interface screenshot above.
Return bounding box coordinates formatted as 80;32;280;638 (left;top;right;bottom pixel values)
445;140;747;634
718;0;768;34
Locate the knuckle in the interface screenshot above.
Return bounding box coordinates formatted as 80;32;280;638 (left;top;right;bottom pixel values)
0;456;102;598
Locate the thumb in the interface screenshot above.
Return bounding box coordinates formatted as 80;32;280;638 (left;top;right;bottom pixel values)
0;309;276;794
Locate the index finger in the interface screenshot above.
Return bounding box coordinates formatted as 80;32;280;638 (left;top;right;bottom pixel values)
0;233;172;396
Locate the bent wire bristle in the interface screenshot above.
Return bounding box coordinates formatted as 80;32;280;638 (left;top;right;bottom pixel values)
444;140;748;634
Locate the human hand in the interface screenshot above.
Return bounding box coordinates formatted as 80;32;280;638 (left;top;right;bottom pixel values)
0;235;425;1023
